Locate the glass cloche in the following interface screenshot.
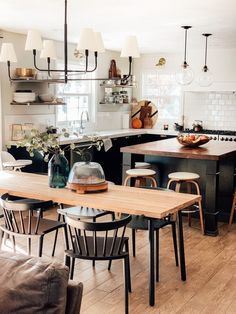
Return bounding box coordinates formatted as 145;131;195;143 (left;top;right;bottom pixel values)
68;162;105;185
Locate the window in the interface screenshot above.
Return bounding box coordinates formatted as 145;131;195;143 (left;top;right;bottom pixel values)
141;70;182;123
56;61;95;126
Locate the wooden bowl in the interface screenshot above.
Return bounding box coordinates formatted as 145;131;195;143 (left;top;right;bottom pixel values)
15;68;35;78
177;135;210;147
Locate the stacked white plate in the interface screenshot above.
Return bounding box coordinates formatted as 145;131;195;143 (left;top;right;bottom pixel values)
13;92;36;103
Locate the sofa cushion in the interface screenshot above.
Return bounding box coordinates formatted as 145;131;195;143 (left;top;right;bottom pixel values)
0;251;69;314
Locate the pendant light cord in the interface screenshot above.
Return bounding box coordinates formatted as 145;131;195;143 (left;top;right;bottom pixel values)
184;28;188;63
181;26;192;67
204;35;208;68
202;33;212;72
64;0;68;83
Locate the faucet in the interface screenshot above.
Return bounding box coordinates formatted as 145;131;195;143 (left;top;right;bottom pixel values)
79;110;89;134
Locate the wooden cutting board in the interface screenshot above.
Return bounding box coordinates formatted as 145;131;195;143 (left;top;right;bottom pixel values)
131;100;158;128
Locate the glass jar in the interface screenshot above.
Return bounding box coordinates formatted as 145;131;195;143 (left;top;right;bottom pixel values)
68;161;105;185
48;153;69;188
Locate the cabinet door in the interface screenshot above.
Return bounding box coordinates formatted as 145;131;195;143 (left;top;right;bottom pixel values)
7;147;47;173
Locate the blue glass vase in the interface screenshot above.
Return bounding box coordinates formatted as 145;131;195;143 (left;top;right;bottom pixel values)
48;153;69;188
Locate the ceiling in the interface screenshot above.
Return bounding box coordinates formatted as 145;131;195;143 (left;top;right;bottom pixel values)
0;0;236;53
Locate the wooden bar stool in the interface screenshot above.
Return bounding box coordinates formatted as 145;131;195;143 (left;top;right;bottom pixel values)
167;172;204;234
228;192;236;230
124;169;157;188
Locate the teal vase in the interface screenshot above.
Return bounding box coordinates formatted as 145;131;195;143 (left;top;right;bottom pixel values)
48;154;69;188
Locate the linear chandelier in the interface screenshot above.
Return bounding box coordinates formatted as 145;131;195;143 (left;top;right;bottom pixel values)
0;0;140;83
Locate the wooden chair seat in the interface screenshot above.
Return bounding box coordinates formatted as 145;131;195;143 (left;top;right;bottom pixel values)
58;206;114;220
0;216;64;237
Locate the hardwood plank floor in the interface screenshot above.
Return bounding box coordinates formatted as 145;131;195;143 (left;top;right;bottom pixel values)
1;207;236;314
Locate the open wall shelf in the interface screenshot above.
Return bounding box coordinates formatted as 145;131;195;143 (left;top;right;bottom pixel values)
11;101;66;106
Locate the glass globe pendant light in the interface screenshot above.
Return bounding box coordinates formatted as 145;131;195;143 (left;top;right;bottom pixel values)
198;33;213;87
175;26;194;85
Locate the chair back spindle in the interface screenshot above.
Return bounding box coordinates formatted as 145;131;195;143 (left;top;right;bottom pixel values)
65;215;131;259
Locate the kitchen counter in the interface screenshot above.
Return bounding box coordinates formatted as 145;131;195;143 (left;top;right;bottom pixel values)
121;138;236;236
8;128;179;146
121;137;236;161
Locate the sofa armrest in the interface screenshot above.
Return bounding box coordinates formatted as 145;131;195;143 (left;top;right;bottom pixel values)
66;280;83;314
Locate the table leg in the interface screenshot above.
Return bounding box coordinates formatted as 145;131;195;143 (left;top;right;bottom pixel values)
177;210;186;281
148;219;155;306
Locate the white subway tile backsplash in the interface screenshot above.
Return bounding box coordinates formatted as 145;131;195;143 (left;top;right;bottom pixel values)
184;92;236;130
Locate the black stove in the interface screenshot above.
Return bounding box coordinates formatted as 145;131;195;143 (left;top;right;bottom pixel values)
183;129;236;136
182;129;236;141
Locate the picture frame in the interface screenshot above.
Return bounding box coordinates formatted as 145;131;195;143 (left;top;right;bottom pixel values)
11;124;23;141
22;123;34;137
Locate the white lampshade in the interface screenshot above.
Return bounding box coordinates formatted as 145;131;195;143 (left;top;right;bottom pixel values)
40;40;57;59
77;28;97;51
94;32;105;53
120;36;140;58
0;43;17;62
25;30;43;51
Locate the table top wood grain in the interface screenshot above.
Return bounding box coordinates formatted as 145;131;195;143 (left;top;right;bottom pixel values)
0;171;201;219
121;138;236;160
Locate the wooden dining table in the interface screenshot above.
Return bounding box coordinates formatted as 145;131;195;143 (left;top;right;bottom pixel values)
0;170;201;307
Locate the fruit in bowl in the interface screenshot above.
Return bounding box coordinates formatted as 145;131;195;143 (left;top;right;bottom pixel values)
177;134;210;147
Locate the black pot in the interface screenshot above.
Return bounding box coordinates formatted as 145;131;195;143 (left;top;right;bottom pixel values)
174;123;183;131
193;125;203;132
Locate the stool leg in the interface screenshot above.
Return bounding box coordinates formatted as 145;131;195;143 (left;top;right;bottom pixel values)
135;178;141;188
198;200;205;235
189;180;201;195
124;176;131;186
172;182;181;221
175;182;181;193
149;177;158;188
189;180;204;234
187;182;192;227
228;195;236;230
167;179;175;189
139;177;146;187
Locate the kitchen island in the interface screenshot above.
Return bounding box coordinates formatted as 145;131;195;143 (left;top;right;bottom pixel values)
121;138;236;236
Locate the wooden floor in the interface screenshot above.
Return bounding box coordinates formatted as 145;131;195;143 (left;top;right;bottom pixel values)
1;208;236;314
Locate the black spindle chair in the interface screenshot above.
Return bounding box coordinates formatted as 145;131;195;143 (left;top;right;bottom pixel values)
0;193;69;257
64;214;132;314
122;187;179;282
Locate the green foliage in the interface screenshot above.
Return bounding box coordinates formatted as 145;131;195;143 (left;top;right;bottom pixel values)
14;128;104;162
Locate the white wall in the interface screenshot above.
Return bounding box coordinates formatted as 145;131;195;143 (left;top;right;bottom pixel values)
133;49;236;130
0;31;129;147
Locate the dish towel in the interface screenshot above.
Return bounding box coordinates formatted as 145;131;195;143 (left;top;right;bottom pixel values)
102;138;113;152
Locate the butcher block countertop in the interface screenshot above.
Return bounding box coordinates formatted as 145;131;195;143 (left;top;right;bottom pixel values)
121;138;236;161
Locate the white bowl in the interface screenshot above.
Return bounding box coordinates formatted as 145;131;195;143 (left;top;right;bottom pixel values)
13;92;36;103
39;94;54;102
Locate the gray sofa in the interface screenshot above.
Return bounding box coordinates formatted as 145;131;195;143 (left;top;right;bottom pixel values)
0;251;83;313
